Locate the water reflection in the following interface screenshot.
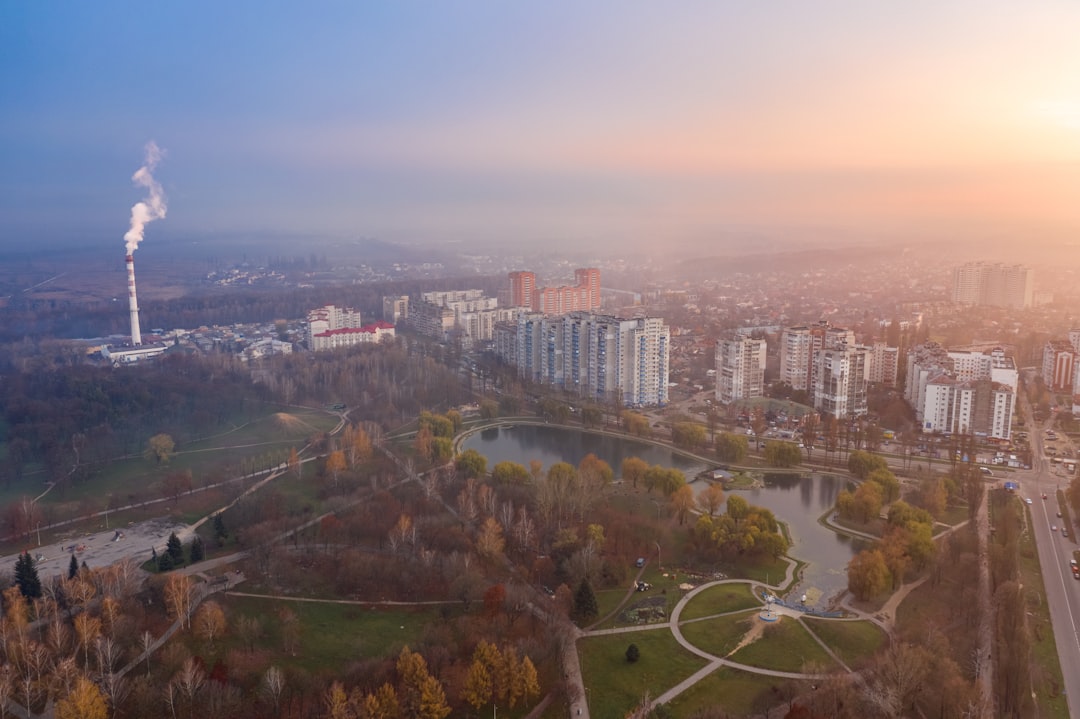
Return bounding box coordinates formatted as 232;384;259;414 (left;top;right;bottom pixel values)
461;424;862;604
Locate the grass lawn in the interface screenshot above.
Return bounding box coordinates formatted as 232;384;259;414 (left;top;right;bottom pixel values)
679;583;761;621
678;610;758;658
728;616;838;673
1018;520;1070;718
801;618;887;669
578;628;707;718
940;504;970;526
665;665;809;717
210;595;442;675
723;556;793;588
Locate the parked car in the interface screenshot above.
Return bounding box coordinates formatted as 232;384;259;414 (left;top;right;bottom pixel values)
635;557;646;568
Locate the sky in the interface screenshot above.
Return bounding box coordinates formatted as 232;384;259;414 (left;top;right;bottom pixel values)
2;2;1080;254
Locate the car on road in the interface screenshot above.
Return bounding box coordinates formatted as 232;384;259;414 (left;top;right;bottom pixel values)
1064;528;1070;538
1025;498;1033;505
635;557;646;568
1058;511;1063;517
1053;525;1058;531
1044;493;1048;499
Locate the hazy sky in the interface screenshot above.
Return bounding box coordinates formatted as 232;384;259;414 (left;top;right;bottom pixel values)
2;2;1079;253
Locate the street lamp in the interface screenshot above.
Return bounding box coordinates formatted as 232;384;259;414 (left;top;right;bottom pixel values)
36;522;41;547
655;541;661;571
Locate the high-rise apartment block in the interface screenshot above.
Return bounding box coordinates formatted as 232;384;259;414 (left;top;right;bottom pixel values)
494;311;669;406
506;268;601;314
382;295;409;323
1043;339;1077;393
411;289;516;345
814;346;869;419
715;336;766;404
867;342;899;387
905;343;1016;439
778;322;854;391
952;262;1033;309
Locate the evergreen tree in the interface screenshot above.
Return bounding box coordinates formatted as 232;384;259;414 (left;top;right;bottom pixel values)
573;578;598;623
625;643;640;663
68;553;80;580
158;552;174;572
166;532;184;564
14;552;42;599
213;514;228;543
190;535;205;563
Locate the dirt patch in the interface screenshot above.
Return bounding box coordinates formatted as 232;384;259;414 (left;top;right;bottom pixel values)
728;614;778;656
272;412;317;435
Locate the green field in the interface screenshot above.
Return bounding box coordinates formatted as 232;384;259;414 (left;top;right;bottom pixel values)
801;617;887;669
578;629;708;718
205;595;445;675
665;665;809;717
678;609;758;658
679;583;761;621
727;616;838;673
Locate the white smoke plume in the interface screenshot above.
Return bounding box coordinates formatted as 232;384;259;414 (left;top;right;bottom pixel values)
123;141;167;254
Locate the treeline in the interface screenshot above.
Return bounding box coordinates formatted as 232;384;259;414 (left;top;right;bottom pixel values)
0;353;270;486
0;275;504;345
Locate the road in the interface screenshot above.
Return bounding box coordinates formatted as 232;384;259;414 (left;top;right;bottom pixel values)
1018;390;1080;718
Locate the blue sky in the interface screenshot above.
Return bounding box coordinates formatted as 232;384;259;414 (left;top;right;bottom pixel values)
2;2;1079;253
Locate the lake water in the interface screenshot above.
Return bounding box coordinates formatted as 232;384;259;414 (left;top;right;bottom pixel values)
460;423;862;604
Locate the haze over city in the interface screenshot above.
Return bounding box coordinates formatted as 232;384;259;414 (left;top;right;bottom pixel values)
3;2;1080;256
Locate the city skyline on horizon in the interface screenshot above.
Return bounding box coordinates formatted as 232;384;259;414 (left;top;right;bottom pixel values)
3;2;1080;254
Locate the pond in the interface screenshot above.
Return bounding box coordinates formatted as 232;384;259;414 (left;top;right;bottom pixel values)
460;423;862;605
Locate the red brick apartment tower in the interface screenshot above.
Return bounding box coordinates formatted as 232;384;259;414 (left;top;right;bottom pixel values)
575;267;601;310
508;271;537;309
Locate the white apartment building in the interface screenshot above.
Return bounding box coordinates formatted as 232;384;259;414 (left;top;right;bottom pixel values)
813;346;869;419
411;289;514;345
382;295;409;323
309;322;395;351
506;312;670;406
922;377;1014;439
906;342;1016;439
951;262;1033;309
779;322;854;391
307;304;363;348
715;336;766;404
866;342;899;386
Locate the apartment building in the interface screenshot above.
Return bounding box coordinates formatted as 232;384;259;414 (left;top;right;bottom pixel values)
500;311;670;406
309;322;395;351
951;262;1033;309
506;267;601;314
306;304;363;348
382;295;409;323
1043;340;1076;393
813;345;869;419
715;336;766;404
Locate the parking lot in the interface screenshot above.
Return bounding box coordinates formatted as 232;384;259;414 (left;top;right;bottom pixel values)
4;517;190;581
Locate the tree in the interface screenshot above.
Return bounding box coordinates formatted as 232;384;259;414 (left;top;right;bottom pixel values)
68;553;80;580
764;441;801;467
162;470;193;501
144;433;175;464
573;579;598;623
625;644;640;663
726;495;750;522
715;432;749;463
491;461;530;485
698;483;725;517
866;468;900;503
621;456;649;488
479;399;499;419
164;573;195;629
456;449;487;479
397;647;451;719
671;484;696;525
195;601;226;647
852;481;883;523
325;450;347;486
189;535;205;563
461;659;493;710
847;549;891;601
672;422;707;450
14;551;41;599
476;518;506;560
167;532;184;564
482;584;506;619
213;514;228;543
54;676;108;719
287;447;301;479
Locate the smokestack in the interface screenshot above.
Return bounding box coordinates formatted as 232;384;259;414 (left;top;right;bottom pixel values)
126;254;142;346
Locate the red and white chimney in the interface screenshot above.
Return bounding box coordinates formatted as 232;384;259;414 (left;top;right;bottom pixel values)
126;254;142;345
